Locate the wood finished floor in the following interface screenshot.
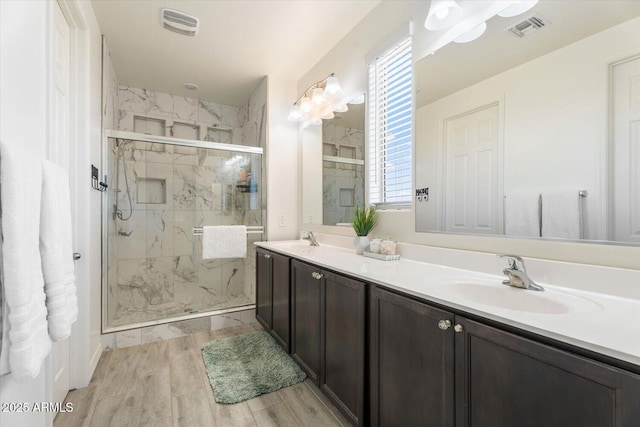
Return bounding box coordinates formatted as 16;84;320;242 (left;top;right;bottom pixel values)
54;323;351;427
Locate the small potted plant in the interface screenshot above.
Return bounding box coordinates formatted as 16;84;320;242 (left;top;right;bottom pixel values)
350;205;377;255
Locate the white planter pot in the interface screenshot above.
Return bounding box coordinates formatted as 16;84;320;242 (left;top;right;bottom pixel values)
354;236;370;255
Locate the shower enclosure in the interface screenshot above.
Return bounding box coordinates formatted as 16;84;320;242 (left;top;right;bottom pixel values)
103;130;264;332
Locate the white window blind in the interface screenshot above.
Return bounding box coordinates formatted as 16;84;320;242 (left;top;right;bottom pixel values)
368;37;413;208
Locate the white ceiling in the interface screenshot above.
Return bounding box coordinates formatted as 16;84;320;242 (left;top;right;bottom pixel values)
91;0;380;106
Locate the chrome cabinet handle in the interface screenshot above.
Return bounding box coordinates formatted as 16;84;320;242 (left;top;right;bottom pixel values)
311;272;323;280
73;253;81;261
438;319;452;330
263;253;271;259
454;324;464;333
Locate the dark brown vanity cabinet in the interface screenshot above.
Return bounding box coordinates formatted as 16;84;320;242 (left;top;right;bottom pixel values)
291;259;322;381
291;260;366;426
370;285;640;427
255;248;290;351
370;286;455;427
455;317;640;427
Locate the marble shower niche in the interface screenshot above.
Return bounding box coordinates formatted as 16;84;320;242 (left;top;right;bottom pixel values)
105;136;263;330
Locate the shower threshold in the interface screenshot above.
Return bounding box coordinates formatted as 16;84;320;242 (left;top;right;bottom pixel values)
102;303;256;334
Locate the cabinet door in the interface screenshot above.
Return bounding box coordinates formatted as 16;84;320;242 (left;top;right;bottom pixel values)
455;317;640;427
321;270;366;426
255;248;272;330
291;259;322;382
370;286;455;427
271;252;290;352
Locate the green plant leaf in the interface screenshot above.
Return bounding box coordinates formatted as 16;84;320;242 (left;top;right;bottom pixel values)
350;205;377;236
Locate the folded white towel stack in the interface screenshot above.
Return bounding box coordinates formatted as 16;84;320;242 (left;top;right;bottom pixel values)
541;190;582;239
40;160;78;341
202;225;247;259
504;192;541;237
0;141;51;380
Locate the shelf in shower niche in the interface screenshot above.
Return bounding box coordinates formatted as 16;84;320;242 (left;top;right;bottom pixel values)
236;184;258;193
136;178;167;204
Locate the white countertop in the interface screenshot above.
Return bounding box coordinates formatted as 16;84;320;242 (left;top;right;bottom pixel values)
255;240;640;368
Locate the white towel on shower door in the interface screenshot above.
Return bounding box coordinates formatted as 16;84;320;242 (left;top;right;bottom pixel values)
202;225;247;259
541;190;582;239
504;192;541;237
0;141;51;380
40;160;78;342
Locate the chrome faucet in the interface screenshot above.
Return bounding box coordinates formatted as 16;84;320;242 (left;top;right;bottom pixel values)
497;254;544;292
303;231;320;247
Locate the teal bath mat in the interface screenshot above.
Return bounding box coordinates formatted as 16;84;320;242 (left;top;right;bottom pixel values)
201;330;306;404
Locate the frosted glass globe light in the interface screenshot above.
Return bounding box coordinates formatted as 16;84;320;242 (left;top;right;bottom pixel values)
425;0;462;31
454;21;487;43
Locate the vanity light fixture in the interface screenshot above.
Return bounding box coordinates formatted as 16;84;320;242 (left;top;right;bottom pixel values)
287;73;351;128
498;0;539;18
424;0;540;51
425;0;462;31
454;21;487;43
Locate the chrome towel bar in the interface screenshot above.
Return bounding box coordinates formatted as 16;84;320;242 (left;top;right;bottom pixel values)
192;226;264;236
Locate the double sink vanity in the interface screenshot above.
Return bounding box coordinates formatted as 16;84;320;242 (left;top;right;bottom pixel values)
254;238;640;427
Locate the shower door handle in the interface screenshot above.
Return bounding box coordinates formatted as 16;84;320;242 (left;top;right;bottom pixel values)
73;252;82;261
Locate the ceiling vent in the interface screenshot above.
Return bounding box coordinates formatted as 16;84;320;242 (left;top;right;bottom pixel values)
161;8;199;37
505;15;548;38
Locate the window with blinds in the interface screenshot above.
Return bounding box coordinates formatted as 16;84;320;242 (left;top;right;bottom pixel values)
368;36;412;208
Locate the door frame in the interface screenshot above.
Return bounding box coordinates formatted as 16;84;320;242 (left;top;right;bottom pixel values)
606;52;640;242
436;96;505;233
46;0;94;394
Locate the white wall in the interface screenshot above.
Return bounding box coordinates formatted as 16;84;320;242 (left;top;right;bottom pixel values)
267;76;299;240
0;2;52;426
297;2;640;270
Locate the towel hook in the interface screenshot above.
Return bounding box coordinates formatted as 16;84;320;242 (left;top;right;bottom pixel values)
91;165;108;192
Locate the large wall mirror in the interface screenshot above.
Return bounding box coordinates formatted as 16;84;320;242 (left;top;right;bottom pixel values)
415;1;640;245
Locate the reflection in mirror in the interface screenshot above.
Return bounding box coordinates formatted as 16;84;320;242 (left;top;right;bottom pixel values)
322;103;365;225
414;1;640;245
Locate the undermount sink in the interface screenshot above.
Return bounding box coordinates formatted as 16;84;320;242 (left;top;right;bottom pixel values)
441;279;602;315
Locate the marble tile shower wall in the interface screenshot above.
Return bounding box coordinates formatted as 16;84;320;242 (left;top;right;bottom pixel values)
108;140;262;327
104;82;267;333
118;85;246;144
322;123;365;225
117;81;267;149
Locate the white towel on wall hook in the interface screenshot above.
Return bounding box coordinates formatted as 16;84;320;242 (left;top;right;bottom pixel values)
0;141;51;380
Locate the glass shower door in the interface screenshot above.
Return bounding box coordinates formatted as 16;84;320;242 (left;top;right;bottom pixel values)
105;136;263;331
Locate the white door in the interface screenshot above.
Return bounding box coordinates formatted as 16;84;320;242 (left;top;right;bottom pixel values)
51;1;71;406
444;104;501;234
612;56;640;243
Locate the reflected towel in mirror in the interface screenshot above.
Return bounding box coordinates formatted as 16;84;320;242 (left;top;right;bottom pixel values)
504;192;541;237
541;191;582;239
